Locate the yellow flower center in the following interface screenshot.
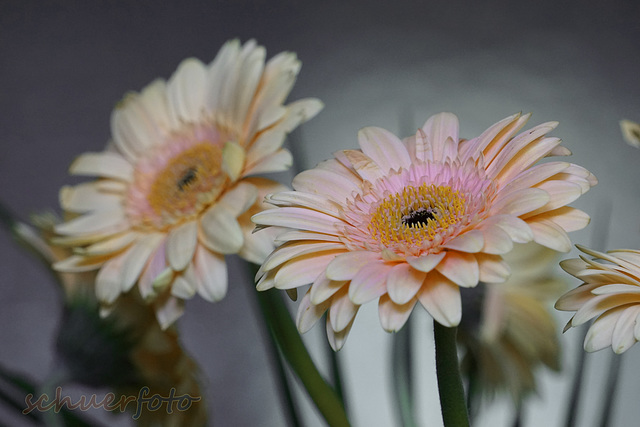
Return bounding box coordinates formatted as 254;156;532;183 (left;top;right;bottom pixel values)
368;184;466;247
147;142;226;226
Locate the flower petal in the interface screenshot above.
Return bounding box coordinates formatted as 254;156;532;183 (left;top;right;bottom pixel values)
200;204;244;254
387;263;426;305
194;246;228;302
435;251;479;288
378;294;416;332
166;220;198;272
348;262;392;305
326;251;381;281
417;272;462;326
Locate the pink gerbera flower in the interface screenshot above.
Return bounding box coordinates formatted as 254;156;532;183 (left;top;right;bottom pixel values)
253;112;596;349
53;39;322;327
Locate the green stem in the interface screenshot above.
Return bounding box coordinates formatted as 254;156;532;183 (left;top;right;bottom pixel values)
434;322;469;427
254;286;350;427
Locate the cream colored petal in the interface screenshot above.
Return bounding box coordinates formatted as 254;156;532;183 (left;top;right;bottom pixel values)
274;252;342;289
218;181;258;217
326;251;381;281
357;126;411;172
442;230;484;253
573;293;640;326
239;227;279;265
204;39;242;113
555;283;600;311
200;204;244;254
166;220;198;271
54;210;126;236
530;180;584;213
277;98;324;133
417;272;462;327
194;246;228;302
611;306;640;353
53;254;107;273
500;161;570;194
262;241;346;271
559;257;588;277
341;149;386;183
138;241;167;300
476;253;511;283
484;214;533;243
529;218;572;252
480;225;514;255
413;129;432;162
229;43;266;126
609;249;640;268
121;233;164;292
222;141;246;182
245;126;286;165
406;252;446;273
265;191;342;217
244;148;293;176
252;206;342;235
330;288;359;332
155;296;185;330
435;251;479;288
69;152;133;181
297;290;330;333
524;207;590;233
348;262;392;305
95;250;130;304
490;188;550;217
387;263;427;305
292;167;361;205
167;58;207;123
310;273;347;305
77;232;138;256
326;315;355;351
583;308;622;352
60;183;122;213
378;294;416;332
171;264;198;300
274;230;341;244
420;112;459;162
461;112;529;162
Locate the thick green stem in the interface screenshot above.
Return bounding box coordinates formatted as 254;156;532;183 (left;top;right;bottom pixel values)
254;287;350;427
434;322;469;427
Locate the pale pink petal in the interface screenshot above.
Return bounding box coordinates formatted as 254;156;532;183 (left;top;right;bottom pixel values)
406;252;446;273
252;206;342;235
465;113;529;162
292;168;360;204
139;240;167;300
330;288;359;332
480;225;513;254
263;241;346;271
218;182;258;217
420;112;459;162
310;273;347;305
435;251;479;288
265;191;343;217
297;290;330;333
524;207;590;233
573;293;640;326
490;188;550;216
348;262;392;304
341;149;387;183
442;229;484;253
95;250;130;304
476;253;511;283
387;263;427;305
378;294;417;332
357;126;412;172
417;272;462;326
326;315;355;351
244;148;293;175
326;251;381;281
274;251;343;289
529;218;572;252
54;210;127;236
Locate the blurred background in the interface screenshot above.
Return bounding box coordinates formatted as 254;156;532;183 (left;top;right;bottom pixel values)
1;0;639;426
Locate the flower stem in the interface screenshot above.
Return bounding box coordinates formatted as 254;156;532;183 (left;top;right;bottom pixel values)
433;322;469;427
251;273;350;426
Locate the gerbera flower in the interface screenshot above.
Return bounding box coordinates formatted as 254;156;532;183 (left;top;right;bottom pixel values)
253;112;596;350
52;39;322;327
556;245;640;353
458;242;564;407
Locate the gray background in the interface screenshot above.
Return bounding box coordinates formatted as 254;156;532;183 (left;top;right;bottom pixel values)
1;0;640;426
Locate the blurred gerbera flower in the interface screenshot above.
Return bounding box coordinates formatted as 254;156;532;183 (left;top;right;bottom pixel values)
556;245;640;353
458;242;564;408
53;39;322;327
620;119;640;148
253;112;596;350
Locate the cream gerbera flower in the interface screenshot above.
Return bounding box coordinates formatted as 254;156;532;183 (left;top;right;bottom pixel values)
458;242;564;406
53;39;322;327
556;245;640;353
253;112;596;350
